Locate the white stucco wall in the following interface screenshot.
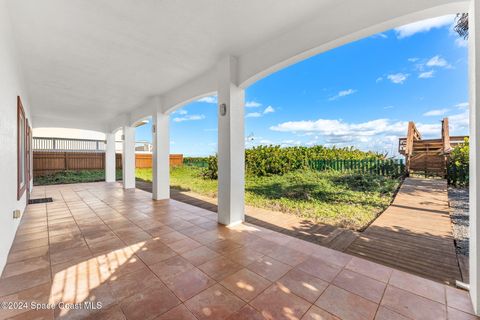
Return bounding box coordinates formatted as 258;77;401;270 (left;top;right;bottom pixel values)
0;0;33;272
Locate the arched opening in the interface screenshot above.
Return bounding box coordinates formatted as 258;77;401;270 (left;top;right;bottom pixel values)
162;14;470;292
31;127;119;184
132;97;219;203
241;13;470;287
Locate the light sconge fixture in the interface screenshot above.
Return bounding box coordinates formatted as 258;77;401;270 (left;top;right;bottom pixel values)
219;103;227;116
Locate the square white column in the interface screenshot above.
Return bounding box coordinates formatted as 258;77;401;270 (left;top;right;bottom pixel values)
122;126;136;189
217;56;245;226
152;111;170;200
470;0;480;314
105;132;116;182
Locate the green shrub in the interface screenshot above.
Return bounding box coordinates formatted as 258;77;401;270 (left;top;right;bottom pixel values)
201;155;218;179
450;138;469;166
448;138;469;186
201;145;384;179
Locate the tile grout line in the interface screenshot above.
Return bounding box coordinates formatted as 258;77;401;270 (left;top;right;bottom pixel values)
80;185;202;316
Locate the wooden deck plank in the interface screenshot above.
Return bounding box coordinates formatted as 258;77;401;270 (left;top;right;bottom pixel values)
345;177;462;285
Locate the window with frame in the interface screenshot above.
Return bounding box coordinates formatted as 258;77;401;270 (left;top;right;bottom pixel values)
17;96;26;200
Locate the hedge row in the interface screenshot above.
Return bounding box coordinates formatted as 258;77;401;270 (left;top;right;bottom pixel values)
194;145;385;179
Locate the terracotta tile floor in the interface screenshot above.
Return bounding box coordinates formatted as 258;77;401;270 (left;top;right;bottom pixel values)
0;182;478;320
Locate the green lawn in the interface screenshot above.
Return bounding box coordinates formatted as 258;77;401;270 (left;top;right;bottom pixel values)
33;170;122;185
138;166;400;230
34;166;400;230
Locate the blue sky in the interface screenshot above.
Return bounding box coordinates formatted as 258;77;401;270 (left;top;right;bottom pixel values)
136;15;468;157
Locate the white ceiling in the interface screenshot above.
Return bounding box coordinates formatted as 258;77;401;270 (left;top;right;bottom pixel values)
7;0;338;127
6;0;467;131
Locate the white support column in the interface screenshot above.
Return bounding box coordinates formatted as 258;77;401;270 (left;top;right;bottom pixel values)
105;132;116;182
217;56;245;226
470;0;480;314
122;126;136;189
152;109;170;200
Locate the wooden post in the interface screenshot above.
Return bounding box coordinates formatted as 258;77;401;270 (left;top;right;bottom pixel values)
442;118;451;178
442;118;451;153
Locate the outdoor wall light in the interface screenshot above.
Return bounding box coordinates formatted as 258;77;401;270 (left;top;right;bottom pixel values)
219;103;227;116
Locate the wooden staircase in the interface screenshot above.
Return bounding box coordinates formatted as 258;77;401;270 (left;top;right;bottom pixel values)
399;118;467;177
409;139;446;176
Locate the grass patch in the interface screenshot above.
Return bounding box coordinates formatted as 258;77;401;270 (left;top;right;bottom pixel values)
35;167;400;230
245;169;399;230
34;170;122;185
136;166;218;198
139;166;400;230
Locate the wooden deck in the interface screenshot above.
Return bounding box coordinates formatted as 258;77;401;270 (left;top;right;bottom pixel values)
345;177;462;285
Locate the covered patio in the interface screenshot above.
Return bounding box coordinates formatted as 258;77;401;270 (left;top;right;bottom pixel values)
1;182;476;320
2;0;480;318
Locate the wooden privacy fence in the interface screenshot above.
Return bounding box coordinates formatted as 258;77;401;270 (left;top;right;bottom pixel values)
308;159;405;178
135;154;183;168
33;152;183;177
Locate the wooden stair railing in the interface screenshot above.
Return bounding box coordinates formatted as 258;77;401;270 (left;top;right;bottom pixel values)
405;121;422;175
399;117;467;177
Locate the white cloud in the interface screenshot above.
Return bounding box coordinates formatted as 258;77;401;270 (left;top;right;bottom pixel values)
173;114;206;122
426;55;450;68
259;139;273;145
455;38;468;48
197;96;217;103
270;117;446;138
449;110;469;134
372;32;388;39
408;57;419;63
329;89;357;100
175;109;188;115
263;106;275;114
423;108;449;116
394;15;455;39
418;70;434;79
270;118;407;136
246;135;275;147
376;77;383;83
280;140;302;147
456;102;469;109
269;116;450;156
245;112;262;118
245;101;262;108
246;106;275;118
387;73;409;84
266;108;467;156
